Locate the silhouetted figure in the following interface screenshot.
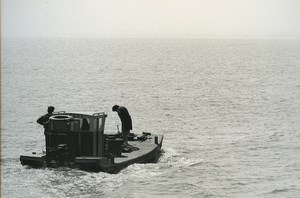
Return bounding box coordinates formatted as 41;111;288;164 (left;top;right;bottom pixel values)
112;105;132;146
37;106;55;133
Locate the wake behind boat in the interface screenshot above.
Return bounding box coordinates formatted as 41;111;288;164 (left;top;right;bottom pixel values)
20;111;163;173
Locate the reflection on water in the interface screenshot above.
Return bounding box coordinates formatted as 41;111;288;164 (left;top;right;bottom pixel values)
2;38;300;197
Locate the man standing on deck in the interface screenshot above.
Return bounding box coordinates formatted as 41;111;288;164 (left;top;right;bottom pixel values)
112;105;132;146
37;106;55;133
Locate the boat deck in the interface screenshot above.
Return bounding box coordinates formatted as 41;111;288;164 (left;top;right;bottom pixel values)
114;139;158;164
20;134;163;173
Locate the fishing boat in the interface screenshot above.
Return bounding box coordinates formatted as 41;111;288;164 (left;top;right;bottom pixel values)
20;111;163;173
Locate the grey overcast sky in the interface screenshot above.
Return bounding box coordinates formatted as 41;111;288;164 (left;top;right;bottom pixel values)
2;0;300;38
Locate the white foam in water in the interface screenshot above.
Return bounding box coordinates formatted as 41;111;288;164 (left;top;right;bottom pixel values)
2;38;300;197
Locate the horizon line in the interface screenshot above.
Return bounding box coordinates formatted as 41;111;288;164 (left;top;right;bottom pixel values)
2;34;300;40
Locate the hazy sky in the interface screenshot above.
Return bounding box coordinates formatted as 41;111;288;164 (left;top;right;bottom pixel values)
2;0;300;38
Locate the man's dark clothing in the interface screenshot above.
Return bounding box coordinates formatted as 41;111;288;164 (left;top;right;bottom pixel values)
37;113;53;132
116;106;132;132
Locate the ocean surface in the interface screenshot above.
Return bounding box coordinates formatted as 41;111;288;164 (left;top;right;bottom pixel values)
1;38;300;198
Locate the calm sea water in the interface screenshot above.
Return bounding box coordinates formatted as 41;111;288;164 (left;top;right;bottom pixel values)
2;38;300;197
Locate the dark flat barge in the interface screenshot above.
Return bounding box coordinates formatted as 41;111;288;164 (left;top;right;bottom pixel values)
20;112;163;173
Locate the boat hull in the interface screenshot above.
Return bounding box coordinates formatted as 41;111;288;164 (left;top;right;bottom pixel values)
20;133;163;173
